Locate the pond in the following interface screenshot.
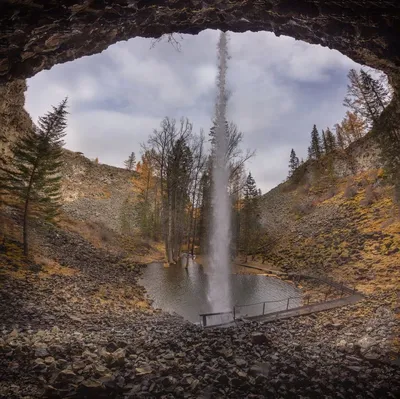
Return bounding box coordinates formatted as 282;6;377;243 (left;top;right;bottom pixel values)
140;259;302;324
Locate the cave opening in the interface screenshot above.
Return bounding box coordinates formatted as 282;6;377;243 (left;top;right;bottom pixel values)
22;29;387;192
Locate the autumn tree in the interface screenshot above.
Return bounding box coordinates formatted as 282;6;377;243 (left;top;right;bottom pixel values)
337;111;367;147
124;152;136;171
132;150;160;239
0;99;68;256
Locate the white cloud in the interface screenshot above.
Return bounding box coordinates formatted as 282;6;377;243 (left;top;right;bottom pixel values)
25;29;362;192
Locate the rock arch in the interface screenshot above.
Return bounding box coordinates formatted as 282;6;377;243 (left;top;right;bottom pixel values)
1;1;400;84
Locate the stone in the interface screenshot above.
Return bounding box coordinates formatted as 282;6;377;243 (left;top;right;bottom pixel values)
249;362;271;377
218;374;229;385
72;361;86;371
356;336;377;352
109;348;126;366
251;332;270;346
78;379;105;395
34;344;49;358
135;366;152;375
234;358;247;367
163;352;174;360
44;356;55;365
336;340;347;351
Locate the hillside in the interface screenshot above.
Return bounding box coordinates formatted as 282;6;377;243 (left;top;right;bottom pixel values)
260;137;400;294
256;140;400;359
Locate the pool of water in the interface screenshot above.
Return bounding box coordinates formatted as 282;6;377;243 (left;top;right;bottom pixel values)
139;260;302;324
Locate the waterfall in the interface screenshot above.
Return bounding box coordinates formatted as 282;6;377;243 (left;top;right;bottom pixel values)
207;31;232;312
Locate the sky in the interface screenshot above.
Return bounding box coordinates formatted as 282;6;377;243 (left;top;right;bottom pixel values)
25;29;360;193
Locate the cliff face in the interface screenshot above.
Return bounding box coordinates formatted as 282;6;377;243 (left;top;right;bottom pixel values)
1;1;399;84
60;150;136;234
0;77;136;234
0;80;32;158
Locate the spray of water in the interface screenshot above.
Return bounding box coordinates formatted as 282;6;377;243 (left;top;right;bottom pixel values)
208;32;232;312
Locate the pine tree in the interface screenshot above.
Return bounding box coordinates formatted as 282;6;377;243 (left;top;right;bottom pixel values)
244;172;258;199
344;68;391;129
288;149;299;177
241;172;261;261
309;125;322;159
325;127;336;153
360;70;390;115
322;129;328;154
124;152;136;171
0;99;68;256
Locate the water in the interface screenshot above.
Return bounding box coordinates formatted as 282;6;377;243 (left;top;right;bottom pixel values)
140;260;302;324
208;31;231;312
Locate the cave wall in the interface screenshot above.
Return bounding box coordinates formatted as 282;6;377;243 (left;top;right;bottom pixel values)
1;1;400;84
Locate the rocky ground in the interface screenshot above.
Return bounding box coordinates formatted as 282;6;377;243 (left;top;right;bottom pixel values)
1;218;400;398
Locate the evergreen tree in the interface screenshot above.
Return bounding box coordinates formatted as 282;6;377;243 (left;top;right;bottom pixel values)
240;172;261;261
325;127;336;153
360;69;390;116
322;129;328;153
334;123;345;149
124;152;136;171
288;149;299;177
0;99;68;256
309;125;322;159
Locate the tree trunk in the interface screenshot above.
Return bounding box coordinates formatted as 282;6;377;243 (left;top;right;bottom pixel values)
22;196;29;257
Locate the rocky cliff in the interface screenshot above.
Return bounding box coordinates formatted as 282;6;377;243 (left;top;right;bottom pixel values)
60;150;136;234
0;74;136;235
1;1;399;84
0;80;32;159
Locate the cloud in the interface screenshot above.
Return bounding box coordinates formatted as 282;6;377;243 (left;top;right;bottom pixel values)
25;29;361;192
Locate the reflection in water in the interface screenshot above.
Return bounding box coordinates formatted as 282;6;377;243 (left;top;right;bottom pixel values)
140;259;301;324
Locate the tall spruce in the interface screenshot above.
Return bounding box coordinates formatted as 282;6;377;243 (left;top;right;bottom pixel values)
0;99;68;256
288;149;299;177
240;172;261;261
360;70;390;116
309;125;322;160
124;152;136;171
325;127;336;153
322;129;328;153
